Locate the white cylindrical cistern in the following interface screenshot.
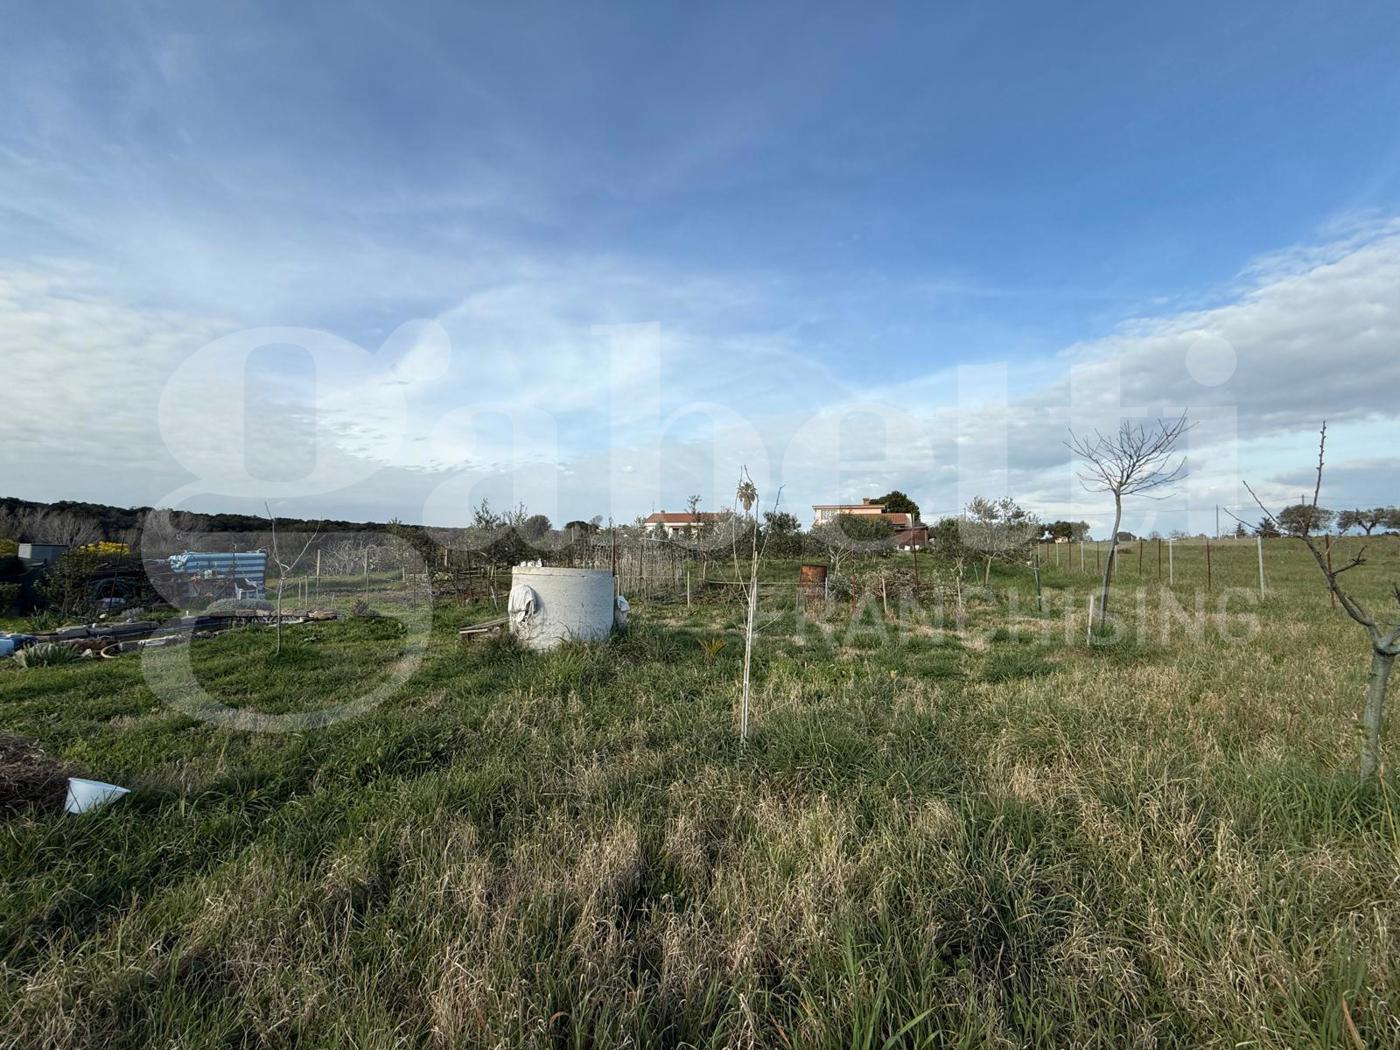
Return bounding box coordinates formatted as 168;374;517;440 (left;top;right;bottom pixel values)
506;565;624;651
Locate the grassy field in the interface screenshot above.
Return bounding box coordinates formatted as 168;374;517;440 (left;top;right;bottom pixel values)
2;538;1398;1047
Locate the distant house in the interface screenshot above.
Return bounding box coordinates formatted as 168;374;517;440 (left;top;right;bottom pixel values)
812;498;926;549
812;498;898;525
642;511;724;537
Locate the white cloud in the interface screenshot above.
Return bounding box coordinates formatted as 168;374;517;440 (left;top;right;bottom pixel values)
0;264;226;464
5;220;1400;532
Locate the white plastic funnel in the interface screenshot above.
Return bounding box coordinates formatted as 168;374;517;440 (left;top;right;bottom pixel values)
64;777;130;814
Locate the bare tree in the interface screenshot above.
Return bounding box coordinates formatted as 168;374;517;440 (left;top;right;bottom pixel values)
4;507;103;548
47;510;104;548
138;507;195;557
736;467;781;745
0;507;23;543
1243;425;1399;780
265;503;319;656
1067;413;1191;626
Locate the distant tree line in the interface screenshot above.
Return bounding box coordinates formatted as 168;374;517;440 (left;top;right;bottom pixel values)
1040;520;1092;542
0;496;404;551
7;488;1394;589
1257;504;1400;538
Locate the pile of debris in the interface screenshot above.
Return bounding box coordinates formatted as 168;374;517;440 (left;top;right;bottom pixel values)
2;608;341;663
0;734;74;817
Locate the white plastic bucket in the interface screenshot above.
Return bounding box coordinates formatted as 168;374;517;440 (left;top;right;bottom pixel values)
64;778;130;814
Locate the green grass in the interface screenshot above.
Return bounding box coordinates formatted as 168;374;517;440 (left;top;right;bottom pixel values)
1;540;1399;1047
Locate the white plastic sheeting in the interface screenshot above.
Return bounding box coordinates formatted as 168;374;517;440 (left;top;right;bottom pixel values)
507;583;539;625
64;778;130;814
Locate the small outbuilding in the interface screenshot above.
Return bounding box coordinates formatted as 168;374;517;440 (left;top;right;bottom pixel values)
17;543;69;567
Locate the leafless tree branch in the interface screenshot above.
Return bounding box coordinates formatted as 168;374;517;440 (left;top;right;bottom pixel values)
265;502;320;656
1243;423;1399;780
1066;412;1192;626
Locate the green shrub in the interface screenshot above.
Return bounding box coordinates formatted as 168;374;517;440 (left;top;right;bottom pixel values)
14;642;80;669
826;572;854;601
0;583;19;613
0;554;23;578
23;610;64;632
928;516;972;561
37;548;142;618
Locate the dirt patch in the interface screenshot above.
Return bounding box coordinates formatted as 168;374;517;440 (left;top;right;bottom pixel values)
0;734;75;817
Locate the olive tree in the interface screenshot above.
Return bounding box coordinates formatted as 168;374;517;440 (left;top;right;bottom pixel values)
1067;413;1190;626
1338;507;1396;536
809;513;893;574
735;468;782;745
1277;502;1335;537
959;496;1038;585
1245;425;1399;780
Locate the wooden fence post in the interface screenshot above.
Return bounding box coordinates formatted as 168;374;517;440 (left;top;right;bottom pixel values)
1033;546;1043;612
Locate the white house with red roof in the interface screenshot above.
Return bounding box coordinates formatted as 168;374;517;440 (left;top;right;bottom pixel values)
642;510;725;537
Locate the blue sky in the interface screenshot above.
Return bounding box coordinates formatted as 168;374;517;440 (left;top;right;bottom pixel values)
4;2;1400;532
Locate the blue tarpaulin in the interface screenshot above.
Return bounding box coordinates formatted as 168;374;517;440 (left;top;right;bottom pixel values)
0;633;37;657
